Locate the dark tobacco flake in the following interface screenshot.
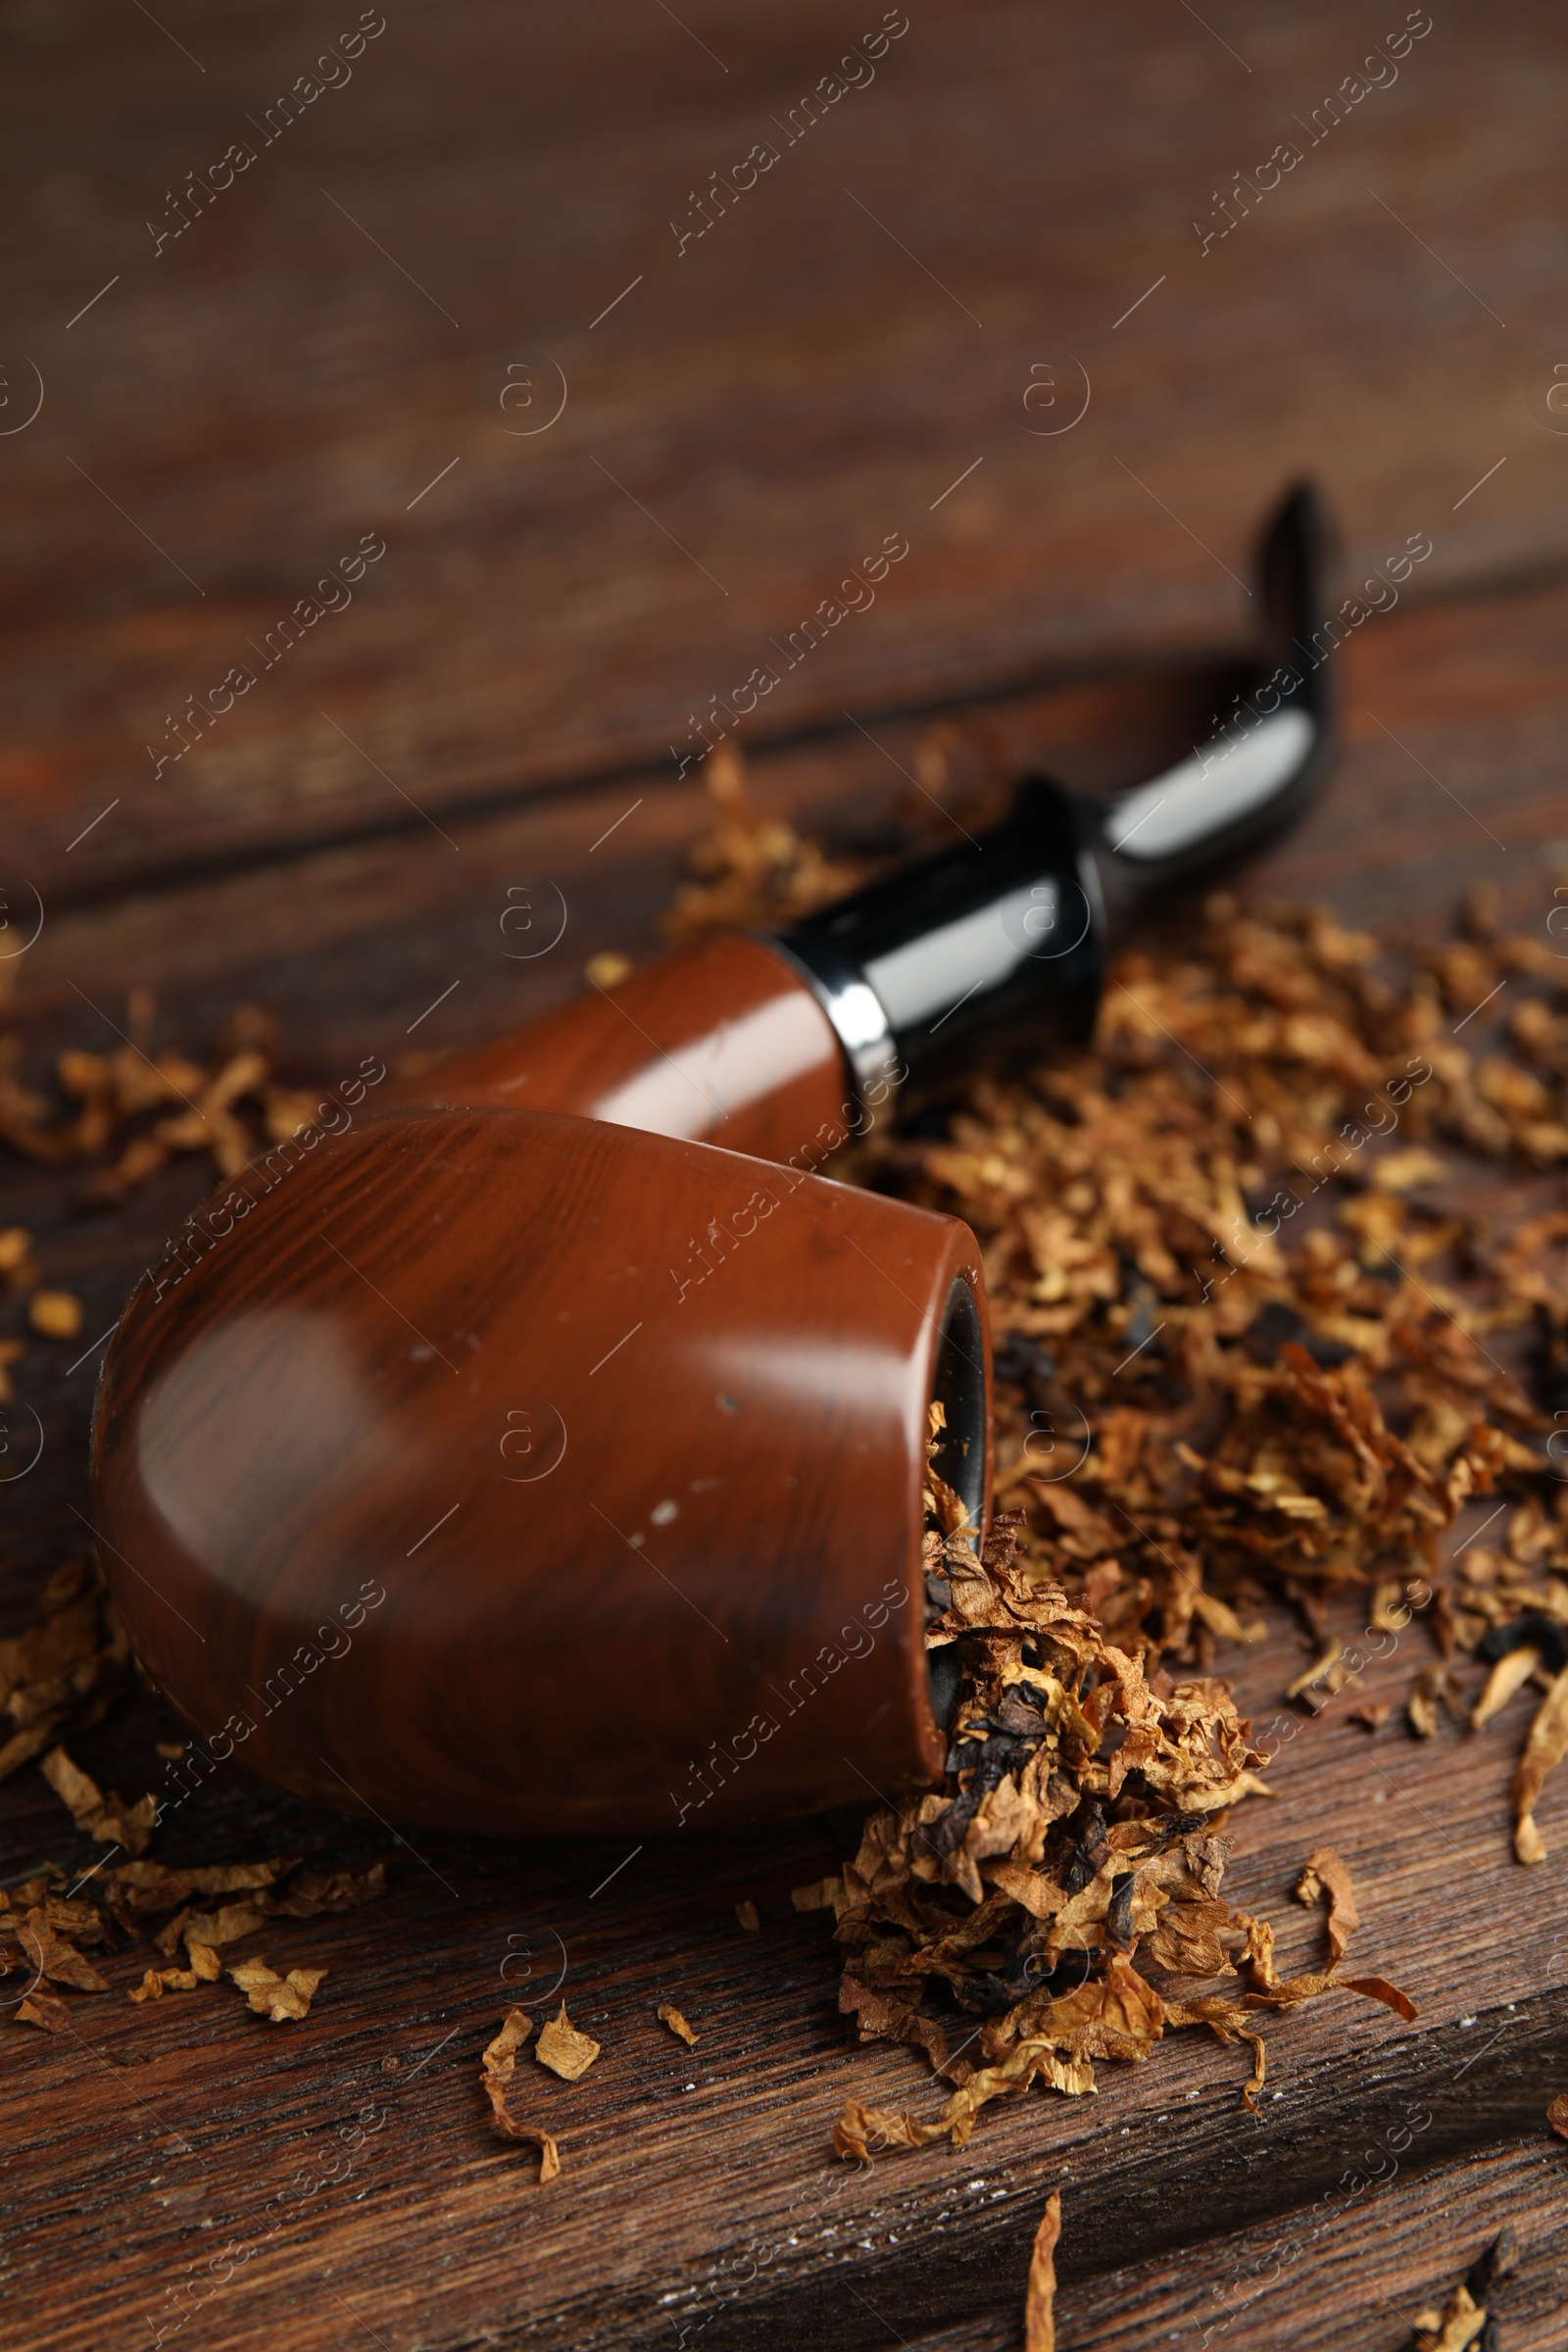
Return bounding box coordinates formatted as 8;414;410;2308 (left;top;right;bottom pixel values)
810;1519;1407;2156
1410;2228;1517;2350
1476;1611;1568;1677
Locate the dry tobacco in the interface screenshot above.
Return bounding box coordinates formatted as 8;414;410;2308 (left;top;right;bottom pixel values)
1024;2189;1061;2352
674;750;1568;1864
535;2003;601;2082
229;1954;326;2023
481;2008;562;2181
820;1519;1409;2157
658;2000;699;2046
1409;2226;1517;2350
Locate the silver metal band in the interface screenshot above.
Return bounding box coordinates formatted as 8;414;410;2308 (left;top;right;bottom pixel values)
757;934;904;1116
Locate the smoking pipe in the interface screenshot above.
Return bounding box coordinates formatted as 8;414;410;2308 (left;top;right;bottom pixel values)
92;486;1335;1839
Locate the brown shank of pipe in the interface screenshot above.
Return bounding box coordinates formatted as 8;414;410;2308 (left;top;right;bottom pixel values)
415;934;850;1159
93;1103;990;1836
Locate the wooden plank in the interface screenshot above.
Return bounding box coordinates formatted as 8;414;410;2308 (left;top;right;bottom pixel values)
9;570;1567;1082
4;572;1568;2346
4;0;1567;898
4;1570;1567;2350
1058;2132;1568;2352
899;2135;1568;2350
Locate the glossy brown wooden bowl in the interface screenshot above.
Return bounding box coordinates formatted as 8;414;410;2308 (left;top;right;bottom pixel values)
92;1102;988;1836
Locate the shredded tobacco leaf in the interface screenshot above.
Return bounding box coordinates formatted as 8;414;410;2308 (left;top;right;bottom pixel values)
1410;2226;1517;2350
661;742;870;943
818;1518;1408;2155
40;1744;156;1855
1294;1846;1358;1967
1411;2281;1489;2352
128;1940;224;2000
178;1899;276;1948
0;1561;131;1785
17;1990;71;2033
792;1881;836;1913
657;2000;699;2046
1407;1666;1451;1740
17;1905;111;1994
0;1226;36;1282
481;2008;562;2180
0;984;316;1202
1338;1973;1417;2021
535;2003;601;2082
127;1967;184;2000
0;1840;384;2032
28;1290;82;1340
670;750;1568;1864
583;951;634;991
1472;1650;1540;1731
1024;2190;1061;2352
228;1955;326;2023
132;1856;384;1962
1510;1665;1568;1865
275;1859;390;1916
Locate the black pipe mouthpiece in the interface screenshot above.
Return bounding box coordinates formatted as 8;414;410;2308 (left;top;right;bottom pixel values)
772;483;1337;1109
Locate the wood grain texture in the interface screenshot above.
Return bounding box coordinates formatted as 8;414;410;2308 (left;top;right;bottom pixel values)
4;575;1568;2348
4;5;1568;2341
3;1567;1567;2352
900;2135;1568;2349
1055;2131;1568;2352
4;0;1567;900
8;565;1566;1088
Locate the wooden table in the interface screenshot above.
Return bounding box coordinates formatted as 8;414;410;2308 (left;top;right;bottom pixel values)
3;4;1567;2344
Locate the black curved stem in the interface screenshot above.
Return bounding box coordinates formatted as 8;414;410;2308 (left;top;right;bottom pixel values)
1092;480;1337;914
776;483;1338;1100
